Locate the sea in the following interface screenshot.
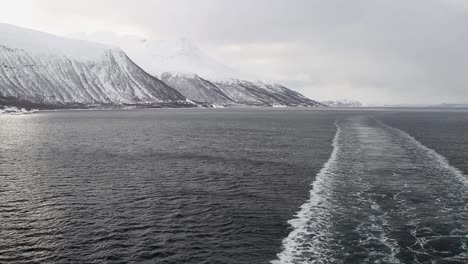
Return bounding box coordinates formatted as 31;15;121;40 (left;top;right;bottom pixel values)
1;108;467;264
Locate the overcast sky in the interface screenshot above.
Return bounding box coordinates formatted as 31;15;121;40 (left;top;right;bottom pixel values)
1;0;467;104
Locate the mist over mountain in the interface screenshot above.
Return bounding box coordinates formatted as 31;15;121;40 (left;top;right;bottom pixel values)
70;32;240;80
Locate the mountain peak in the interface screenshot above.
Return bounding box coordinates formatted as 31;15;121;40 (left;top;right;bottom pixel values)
68;32;240;80
0;23;118;61
175;38;200;53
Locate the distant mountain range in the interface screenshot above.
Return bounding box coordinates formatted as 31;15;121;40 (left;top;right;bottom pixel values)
436;103;468;108
376;103;468;108
321;100;363;107
321;100;468;108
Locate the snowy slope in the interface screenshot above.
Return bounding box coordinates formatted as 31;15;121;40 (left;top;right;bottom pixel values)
0;23;112;61
160;72;234;105
161;73;323;107
0;23;191;106
215;79;323;107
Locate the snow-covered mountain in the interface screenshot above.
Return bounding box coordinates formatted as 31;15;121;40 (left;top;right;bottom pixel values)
215;79;323;107
160;72;235;105
70;33;323;107
321;99;363;107
0;23;192;108
70;33;239;80
161;72;323;106
0;25;322;108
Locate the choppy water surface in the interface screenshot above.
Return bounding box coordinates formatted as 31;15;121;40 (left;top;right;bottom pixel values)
2;108;468;263
0;109;337;264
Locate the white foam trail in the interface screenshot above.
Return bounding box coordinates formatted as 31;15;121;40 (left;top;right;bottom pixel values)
271;122;341;264
378;120;468;187
272;117;468;264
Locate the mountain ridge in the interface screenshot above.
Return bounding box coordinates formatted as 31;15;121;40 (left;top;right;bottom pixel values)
161;72;323;107
321;99;363;107
160;72;235;106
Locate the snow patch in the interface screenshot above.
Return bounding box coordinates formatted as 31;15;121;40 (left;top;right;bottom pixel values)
0;23;117;61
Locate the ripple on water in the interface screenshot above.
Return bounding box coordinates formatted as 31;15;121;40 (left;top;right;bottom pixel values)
0;109;338;263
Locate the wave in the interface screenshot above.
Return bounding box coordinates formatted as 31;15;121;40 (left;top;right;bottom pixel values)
271;121;342;264
377;119;468;187
272;116;468;264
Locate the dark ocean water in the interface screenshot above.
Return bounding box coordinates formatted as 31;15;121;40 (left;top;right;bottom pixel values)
1;108;468;264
